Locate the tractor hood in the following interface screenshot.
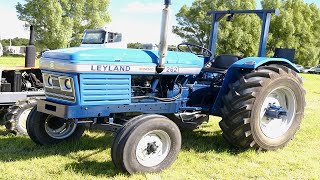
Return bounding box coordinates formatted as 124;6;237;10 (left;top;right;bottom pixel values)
40;47;204;75
42;47;201;65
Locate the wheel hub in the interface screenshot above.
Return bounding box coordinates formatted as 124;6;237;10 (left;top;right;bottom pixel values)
265;103;287;119
259;87;296;139
44;115;77;139
136;130;171;167
146;142;159;155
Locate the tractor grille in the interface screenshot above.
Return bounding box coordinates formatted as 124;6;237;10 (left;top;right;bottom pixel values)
44;74;75;102
79;74;131;105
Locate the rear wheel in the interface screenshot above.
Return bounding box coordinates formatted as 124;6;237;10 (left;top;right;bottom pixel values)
112;114;181;174
220;65;305;150
26;107;85;145
5;99;37;135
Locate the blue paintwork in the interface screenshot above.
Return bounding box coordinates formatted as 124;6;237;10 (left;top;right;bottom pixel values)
79;74;131;105
230;57;299;71
211;57;298;113
42;47;203;67
38;99;183;119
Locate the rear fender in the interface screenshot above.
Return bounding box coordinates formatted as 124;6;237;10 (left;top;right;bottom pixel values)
211;57;298;115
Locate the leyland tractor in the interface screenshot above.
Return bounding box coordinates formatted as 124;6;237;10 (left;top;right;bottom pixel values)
26;1;305;174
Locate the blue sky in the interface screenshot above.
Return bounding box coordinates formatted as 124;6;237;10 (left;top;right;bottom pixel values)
0;0;320;44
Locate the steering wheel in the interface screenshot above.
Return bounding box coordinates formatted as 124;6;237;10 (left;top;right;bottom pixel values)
177;42;213;58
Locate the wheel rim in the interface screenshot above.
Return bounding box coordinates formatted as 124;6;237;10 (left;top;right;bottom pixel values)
136;130;171;167
44;115;77;139
18;107;33;131
259;86;297;139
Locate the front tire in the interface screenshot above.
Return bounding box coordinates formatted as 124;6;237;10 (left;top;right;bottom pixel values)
220;65;305;150
26;107;86;145
112;114;181;174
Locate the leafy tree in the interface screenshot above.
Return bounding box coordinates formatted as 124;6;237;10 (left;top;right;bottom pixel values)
173;0;260;57
127;42;143;49
0;38;29;47
262;0;320;66
16;0;111;49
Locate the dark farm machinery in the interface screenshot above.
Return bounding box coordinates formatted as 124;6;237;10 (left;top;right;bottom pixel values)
26;0;305;174
0;25;44;135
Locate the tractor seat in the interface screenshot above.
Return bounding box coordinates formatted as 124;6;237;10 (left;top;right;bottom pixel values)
204;54;242;73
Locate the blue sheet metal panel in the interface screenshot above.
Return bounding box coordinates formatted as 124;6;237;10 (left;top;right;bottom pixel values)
37;99;182;119
211;57;299;114
79;74;131;105
42;47;203;67
230;57;299;71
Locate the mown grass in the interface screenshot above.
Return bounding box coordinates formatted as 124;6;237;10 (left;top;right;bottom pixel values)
0;56;39;67
0;58;319;179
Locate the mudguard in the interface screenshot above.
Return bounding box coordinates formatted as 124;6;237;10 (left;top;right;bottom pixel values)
211;57;299;114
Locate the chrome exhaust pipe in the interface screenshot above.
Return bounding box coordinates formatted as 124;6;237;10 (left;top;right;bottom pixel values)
156;0;171;73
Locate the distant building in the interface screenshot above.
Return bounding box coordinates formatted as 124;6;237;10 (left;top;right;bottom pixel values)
3;46;26;55
0;42;3;56
142;44;158;50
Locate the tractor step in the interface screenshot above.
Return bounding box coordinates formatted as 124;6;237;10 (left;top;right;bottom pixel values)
179;107;202;111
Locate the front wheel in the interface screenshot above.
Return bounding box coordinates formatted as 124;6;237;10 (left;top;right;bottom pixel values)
26;107;86;145
111;114;181;174
220;65;305;150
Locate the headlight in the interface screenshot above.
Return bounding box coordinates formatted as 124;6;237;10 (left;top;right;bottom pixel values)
64;79;72;89
48;76;53;86
58;76;73;92
43;74;53;88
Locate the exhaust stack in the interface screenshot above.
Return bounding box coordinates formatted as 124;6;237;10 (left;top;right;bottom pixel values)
156;0;171;73
25;25;36;68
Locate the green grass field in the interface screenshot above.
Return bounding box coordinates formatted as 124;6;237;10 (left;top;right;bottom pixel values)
0;56;39;67
0;57;319;179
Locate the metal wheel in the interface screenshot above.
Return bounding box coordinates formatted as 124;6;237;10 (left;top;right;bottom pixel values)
44;115;77;139
259;87;297;139
111;114;181;174
136;130;171;167
17;107;33;132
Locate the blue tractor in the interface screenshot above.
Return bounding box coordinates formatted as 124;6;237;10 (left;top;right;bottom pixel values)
27;1;305;174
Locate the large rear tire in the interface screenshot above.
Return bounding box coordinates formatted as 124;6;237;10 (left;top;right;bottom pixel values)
112;114;181;174
220;65;305;150
5;98;37;135
26;107;85;145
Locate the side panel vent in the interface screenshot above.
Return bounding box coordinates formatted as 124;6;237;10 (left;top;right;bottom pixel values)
80;74;131;105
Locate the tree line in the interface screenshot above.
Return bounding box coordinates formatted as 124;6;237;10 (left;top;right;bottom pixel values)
15;0;320;66
0;38;29;47
173;0;320;66
16;0;111;50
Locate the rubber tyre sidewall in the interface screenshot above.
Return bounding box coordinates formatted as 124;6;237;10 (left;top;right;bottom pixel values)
111;114;165;171
27;106;85;145
121;118;181;174
15;102;37;135
250;77;304;150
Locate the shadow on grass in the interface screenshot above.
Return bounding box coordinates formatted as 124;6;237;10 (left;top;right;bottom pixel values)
180;128;242;155
0;130;114;162
65;160;122;177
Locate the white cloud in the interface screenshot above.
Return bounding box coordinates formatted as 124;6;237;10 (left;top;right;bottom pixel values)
0;6;29;39
120;1;162;14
